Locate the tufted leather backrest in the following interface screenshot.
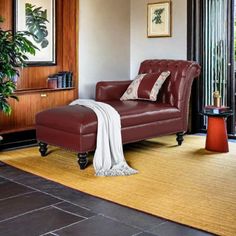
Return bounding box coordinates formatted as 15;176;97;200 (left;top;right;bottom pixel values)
139;60;201;111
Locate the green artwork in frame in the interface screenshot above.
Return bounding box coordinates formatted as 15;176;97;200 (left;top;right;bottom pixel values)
14;0;56;66
147;1;172;38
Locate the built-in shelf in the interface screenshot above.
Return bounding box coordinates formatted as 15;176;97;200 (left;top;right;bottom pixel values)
0;126;35;135
15;87;75;95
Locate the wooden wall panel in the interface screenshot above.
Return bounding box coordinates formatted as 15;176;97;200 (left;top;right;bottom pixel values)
62;0;79;97
0;0;13;29
0;0;78;91
1;90;75;132
0;0;79;133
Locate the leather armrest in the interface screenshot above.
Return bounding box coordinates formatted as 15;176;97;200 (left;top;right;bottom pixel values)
96;80;131;101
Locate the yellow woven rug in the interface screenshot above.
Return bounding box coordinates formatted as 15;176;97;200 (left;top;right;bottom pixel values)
1;135;236;236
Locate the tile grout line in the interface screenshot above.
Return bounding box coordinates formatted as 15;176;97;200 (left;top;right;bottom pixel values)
1;173;168;233
47;233;59;236
52;199;92;212
52;205;87;219
0;167;213;236
0;174;93;211
98;213;144;231
0;190;36;202
131;232;147;236
0;167;192;235
0;203;61;224
143;221;167;233
40;216;97;236
0;170;155;230
44;233;59;236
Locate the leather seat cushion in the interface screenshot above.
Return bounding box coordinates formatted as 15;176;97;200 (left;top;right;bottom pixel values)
36;101;181;135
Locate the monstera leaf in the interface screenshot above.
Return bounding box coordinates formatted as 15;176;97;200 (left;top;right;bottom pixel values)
152;8;165;24
25;3;49;48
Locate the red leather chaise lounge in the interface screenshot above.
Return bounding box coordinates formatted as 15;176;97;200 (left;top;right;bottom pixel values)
36;60;201;169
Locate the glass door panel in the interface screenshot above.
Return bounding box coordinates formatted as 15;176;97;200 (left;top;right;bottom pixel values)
188;0;235;134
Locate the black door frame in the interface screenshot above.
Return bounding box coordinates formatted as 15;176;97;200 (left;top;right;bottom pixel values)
227;0;235;135
187;0;236;136
187;0;203;133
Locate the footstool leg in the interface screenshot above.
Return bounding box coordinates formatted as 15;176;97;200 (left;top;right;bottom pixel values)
176;132;184;146
78;153;88;170
39;142;48;157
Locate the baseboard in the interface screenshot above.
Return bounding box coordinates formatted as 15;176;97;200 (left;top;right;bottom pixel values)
0;129;37;151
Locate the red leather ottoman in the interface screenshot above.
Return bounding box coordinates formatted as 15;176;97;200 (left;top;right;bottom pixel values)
36;105;98;169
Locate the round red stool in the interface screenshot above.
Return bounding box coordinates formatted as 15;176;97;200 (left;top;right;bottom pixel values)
203;111;233;153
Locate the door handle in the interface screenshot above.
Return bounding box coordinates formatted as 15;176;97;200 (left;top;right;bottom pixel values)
40;94;48;98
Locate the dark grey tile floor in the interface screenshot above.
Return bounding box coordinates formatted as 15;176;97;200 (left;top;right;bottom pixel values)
0;162;215;236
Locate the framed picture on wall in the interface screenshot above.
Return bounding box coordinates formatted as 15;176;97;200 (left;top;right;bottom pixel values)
14;0;56;66
147;1;172;38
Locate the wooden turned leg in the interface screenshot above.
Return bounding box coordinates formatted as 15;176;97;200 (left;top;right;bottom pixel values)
39;142;48;157
78;153;88;170
176;132;184;146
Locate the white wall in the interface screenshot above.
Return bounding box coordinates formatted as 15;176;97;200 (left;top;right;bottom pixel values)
79;0;131;98
79;0;188;98
130;0;187;78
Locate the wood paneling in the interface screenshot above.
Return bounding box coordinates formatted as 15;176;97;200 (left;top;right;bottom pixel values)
62;0;79;95
0;0;13;29
0;0;79;133
0;0;78;91
1;90;75;133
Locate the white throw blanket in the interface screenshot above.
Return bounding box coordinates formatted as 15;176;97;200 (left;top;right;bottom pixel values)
70;99;138;177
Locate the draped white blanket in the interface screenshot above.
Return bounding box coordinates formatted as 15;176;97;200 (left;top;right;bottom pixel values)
70;99;138;177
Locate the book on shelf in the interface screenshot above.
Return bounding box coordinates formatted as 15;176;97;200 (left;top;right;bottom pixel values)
204;105;230;114
47;75;58;89
58;71;73;88
47;71;73;89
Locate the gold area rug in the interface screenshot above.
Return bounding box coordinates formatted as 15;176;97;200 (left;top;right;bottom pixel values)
1;135;236;236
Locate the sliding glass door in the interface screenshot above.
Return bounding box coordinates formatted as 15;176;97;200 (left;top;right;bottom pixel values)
203;0;228;107
188;0;235;135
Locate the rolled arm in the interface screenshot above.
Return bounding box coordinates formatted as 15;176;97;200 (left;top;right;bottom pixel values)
96;80;131;102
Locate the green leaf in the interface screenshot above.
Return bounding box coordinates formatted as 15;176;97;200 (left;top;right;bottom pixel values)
0;17;38;115
0;102;12;116
152;8;165;24
25;4;49;49
10;95;19;101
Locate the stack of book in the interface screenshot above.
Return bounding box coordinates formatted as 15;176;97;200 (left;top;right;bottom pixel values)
204;105;230;114
47;71;73;89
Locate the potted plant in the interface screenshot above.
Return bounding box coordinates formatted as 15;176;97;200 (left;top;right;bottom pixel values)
213;40;224;107
0;16;37;116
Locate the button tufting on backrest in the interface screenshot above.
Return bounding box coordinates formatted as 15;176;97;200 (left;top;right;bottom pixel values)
139;60;201;109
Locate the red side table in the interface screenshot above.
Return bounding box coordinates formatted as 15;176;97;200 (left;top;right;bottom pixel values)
202;111;233;153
